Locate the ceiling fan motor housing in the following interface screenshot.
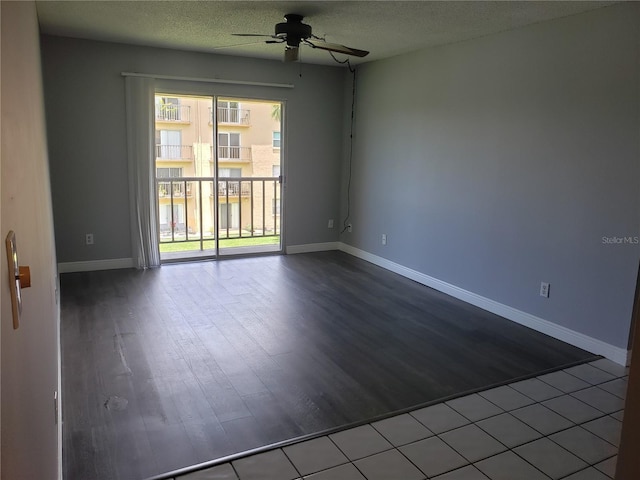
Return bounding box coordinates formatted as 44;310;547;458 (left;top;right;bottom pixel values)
276;13;312;47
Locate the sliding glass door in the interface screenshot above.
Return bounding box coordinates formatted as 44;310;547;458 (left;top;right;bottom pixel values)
154;93;283;261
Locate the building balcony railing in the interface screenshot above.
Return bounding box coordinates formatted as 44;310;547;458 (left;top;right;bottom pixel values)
156;144;193;160
210;107;251;125
213;145;252;161
155;104;191;122
158;181;193;198
217;179;251;197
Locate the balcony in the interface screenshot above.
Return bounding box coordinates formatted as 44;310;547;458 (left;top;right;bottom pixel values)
158;181;193;198
156;144;193;161
213;145;251;162
210;107;251;126
155;104;191;123
217;180;251;197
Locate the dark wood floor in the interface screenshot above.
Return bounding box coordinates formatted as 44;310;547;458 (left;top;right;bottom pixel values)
61;251;595;480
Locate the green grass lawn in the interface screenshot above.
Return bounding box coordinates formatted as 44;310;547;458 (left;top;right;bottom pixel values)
159;236;280;253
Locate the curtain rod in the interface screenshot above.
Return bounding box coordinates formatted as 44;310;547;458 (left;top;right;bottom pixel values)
121;72;294;89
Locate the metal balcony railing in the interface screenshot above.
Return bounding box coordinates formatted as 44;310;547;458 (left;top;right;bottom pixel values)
156;176;281;245
214;145;252;161
156;144;193;160
210;107;251;125
155;104;191;122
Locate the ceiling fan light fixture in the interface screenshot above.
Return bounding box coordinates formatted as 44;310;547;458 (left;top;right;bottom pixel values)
284;46;299;62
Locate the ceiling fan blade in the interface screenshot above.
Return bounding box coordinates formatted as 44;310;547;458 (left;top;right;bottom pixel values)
305;39;369;58
211;40;272;50
232;33;278;38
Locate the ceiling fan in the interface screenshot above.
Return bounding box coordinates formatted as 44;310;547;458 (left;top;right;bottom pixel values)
233;14;369;62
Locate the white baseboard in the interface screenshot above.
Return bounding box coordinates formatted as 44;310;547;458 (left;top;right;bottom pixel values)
338;243;630;366
57;258;135;273
286;242;341;255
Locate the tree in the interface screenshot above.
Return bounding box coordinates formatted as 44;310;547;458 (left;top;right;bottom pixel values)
271;104;281;122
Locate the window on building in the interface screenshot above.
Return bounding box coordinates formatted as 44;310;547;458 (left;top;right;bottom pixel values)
159;204;185;231
272;131;281;148
219;168;242;178
218;101;240;123
156;97;181;121
156;168;183;178
155;130;182;159
218;132;241;159
272;165;281;177
272;198;281;215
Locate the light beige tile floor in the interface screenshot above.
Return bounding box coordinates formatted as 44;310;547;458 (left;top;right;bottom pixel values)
177;359;627;480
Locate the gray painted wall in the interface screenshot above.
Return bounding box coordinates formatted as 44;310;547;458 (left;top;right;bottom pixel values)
1;2;60;478
41;37;347;263
341;3;639;349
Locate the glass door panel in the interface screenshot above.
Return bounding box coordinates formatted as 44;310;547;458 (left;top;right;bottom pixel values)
217;97;282;256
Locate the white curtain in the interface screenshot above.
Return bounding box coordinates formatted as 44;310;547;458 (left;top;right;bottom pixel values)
125;76;161;268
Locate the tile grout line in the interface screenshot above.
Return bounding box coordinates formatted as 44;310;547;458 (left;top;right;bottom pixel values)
365;423;439;480
279;445;311;480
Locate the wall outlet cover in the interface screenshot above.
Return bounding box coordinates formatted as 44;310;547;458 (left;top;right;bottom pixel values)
540;282;550;298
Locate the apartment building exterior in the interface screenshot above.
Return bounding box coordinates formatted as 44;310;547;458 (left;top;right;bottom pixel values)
155;95;282;246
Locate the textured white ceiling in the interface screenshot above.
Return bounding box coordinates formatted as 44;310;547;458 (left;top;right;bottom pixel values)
36;1;615;65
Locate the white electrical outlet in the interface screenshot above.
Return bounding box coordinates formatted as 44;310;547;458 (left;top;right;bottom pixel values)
347;224;353;233
85;233;94;245
540;282;550;298
381;234;387;245
328;219;334;228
